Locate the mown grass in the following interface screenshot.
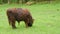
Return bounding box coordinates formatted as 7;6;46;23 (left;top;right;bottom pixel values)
0;3;60;34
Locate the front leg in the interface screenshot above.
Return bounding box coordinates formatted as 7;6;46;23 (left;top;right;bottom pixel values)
24;19;29;28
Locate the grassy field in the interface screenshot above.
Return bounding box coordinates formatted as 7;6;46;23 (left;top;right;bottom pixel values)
0;3;60;34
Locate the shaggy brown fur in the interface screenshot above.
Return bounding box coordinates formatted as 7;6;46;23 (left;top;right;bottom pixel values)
7;8;33;29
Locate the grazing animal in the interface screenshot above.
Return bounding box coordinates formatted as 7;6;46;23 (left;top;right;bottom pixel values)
7;8;34;29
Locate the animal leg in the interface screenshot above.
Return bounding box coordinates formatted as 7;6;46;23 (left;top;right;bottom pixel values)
24;19;29;28
11;20;16;29
18;21;20;26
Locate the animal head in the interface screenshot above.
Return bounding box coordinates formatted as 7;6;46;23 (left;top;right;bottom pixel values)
28;18;34;27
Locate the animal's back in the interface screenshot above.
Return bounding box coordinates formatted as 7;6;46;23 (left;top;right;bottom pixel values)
7;8;31;21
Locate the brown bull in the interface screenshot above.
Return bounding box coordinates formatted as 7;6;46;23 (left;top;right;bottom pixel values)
7;8;34;29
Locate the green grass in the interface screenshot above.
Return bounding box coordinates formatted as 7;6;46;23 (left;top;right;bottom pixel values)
0;3;60;34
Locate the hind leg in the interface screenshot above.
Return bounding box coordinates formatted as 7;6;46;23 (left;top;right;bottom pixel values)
9;17;16;29
11;20;16;29
8;17;12;25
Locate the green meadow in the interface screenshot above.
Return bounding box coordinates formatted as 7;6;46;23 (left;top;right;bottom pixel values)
0;3;60;34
